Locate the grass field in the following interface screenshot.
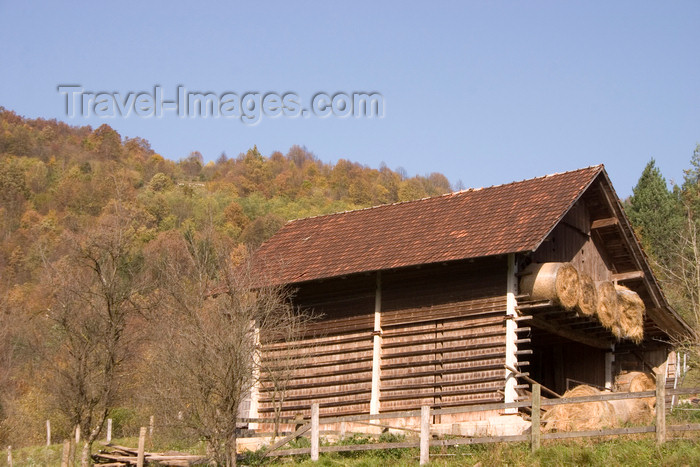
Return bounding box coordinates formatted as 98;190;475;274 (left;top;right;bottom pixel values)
7;403;700;467
257;436;700;467
7;436;700;466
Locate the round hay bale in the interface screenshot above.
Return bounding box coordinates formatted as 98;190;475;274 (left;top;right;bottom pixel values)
542;385;616;432
577;272;598;317
596;281;619;334
520;262;580;310
615;285;645;343
629;372;655;392
612;372;656;424
613;371;644;392
609;398;633;424
628;373;656;422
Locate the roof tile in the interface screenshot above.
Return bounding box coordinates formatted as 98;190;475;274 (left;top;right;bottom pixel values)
254;166;603;285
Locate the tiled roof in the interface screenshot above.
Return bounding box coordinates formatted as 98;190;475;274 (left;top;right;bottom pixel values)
254;165;604;285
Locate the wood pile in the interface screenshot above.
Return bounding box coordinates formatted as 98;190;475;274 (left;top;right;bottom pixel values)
92;445;204;466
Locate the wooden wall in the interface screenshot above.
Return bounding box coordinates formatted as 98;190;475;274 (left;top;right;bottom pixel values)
257;275;375;419
531;200;612;281
380;258;508;414
257;257;509;422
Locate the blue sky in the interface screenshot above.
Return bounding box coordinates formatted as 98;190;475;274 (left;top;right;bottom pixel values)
1;1;698;197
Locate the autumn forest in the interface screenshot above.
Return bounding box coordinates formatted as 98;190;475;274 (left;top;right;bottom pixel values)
1;107;699;463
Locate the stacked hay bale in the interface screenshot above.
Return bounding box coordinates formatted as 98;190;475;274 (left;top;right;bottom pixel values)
542;385;616;432
520;262;580;310
577;273;598;317
616;285;646;344
596;281;622;338
520;262;646;342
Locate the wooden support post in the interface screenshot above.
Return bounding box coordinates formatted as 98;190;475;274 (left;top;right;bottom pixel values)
46;419;51;446
504;254;519;413
531;384;541;452
6;445;12;467
310;403;319;461
248;325;261;430
61;440;70;467
75;424;80;444
604;350;614;390
656;371;666;445
149;415;155;440
420;405;430;465
339;421;346;440
137;427;147;467
369;272;382;419
106;418;112;444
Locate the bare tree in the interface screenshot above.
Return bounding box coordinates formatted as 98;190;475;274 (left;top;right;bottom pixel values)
653;198;700;329
146;229;313;466
45;201;153;466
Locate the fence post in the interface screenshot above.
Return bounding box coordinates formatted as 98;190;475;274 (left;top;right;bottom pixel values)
106;418;112;444
149;415;155;440
6;446;12;467
656;371;666;445
61;440;70;467
339;421;346;440
46;419;51;446
531;383;541;452
310;403;319;461
420;405;430;465
137;427;147;467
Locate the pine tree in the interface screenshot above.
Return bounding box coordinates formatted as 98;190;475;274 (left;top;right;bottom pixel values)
627;159;682;269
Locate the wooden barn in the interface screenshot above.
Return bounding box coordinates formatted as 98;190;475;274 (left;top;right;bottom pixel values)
248;165;693;432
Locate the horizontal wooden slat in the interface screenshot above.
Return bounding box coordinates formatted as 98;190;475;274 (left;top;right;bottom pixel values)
380;352;505;371
381;363;504;381
382;341;505;360
257;398;371;413
259;386;372;404
382;374;503;392
381;329;505;349
260;376;372;392
381;315;503;339
380;381;503;402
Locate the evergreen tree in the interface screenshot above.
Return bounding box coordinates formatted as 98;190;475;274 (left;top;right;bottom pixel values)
627;159;682;269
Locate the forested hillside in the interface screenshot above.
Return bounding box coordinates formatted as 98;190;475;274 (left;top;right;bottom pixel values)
1;106;699;461
0;108;453;451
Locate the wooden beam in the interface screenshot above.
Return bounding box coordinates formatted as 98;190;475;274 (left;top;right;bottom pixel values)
504;364;561;398
530;316;613;350
612;271;645;282
531;384;541;452
264;423;311;456
591;217;619;229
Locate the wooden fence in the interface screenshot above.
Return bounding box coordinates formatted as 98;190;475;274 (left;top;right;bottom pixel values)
243;381;700;465
7;384;698;466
